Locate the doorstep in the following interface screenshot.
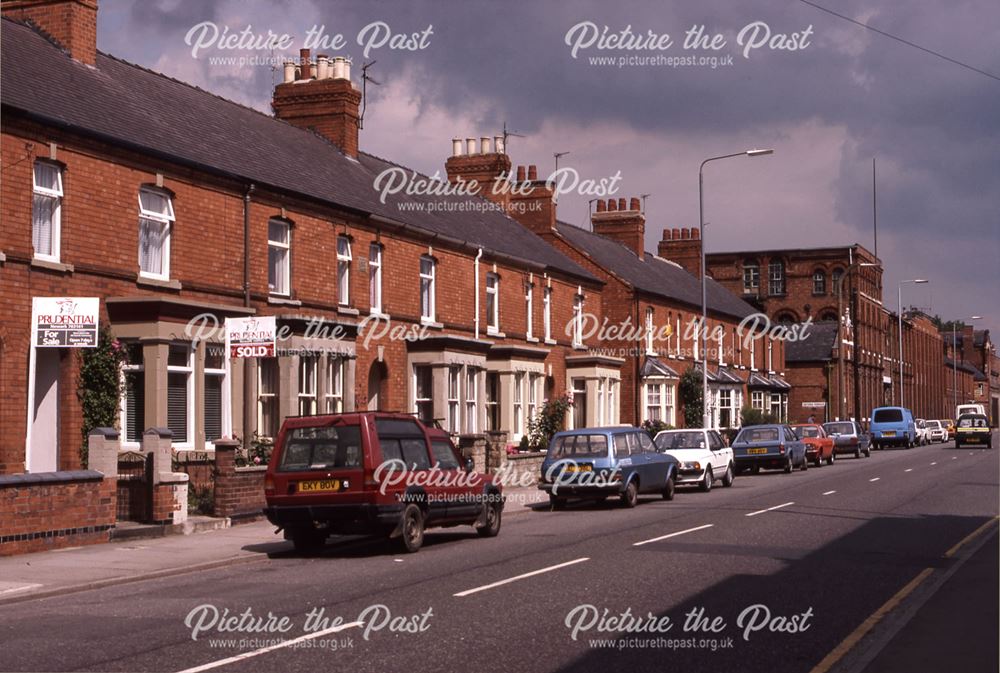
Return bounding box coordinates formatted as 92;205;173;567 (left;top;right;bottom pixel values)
111;515;232;541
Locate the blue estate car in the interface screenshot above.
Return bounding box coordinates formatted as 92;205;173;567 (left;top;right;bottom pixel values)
538;427;678;509
732;424;809;474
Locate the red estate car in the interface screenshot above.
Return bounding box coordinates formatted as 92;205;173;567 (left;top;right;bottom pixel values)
792;424;836;467
264;412;503;553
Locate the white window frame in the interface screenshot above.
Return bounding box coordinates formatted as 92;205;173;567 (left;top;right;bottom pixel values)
369;243;383;314
743;262;760;294
337;235;352;306
597;378;606;426
767;339;774;372
120;343;144;448
543;287;553;342
513;372;525;438
527;373;540;423
768;260;785;296
420;256;436;323
32;161;63;262
203;346;230;444
298;356;318;416
645;308;655;355
486;272;500;334
166;343;194;449
525;281;534;340
267;219;290;296
325;356;344;414
750;333;757;371
447;365;461;433
257;358;279;440
608;379;618;425
642;380;676;425
718;388;734;428
138;187;175;281
465;367;479;434
718;325;725;365
572;292;584;348
414;365;433;423
752;390;765;411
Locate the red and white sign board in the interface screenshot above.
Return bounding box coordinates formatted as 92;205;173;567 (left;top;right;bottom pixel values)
32;297;100;347
226;316;276;358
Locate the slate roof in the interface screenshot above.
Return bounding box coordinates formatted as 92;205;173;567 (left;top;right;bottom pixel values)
554;221;757;321
641;357;679;378
785;322;839;363
0;19;596;283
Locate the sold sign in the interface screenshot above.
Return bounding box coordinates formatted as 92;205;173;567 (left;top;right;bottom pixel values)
225;316;276;359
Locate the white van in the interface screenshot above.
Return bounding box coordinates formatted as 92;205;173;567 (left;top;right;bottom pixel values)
956;404;986;419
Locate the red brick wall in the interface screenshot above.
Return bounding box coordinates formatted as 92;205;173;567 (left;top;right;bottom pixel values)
2;0;97;65
213;445;266;520
0;473;115;555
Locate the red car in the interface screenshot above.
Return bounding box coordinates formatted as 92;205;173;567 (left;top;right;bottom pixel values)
264;412;503;553
792;424;835;466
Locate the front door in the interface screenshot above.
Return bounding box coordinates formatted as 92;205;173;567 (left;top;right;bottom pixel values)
29;348;60;472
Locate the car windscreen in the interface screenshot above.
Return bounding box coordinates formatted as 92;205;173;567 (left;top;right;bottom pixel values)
958;416;988;428
925;421;941;429
655;431;706;450
795;426;821;438
824;422;853;435
279;425;362;471
873;409;903;423
550;434;609;458
735;427;779;443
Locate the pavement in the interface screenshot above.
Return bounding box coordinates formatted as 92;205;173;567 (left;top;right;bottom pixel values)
0;439;996;673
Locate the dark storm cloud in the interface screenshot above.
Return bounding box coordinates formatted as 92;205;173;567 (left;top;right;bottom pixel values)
96;0;1000;330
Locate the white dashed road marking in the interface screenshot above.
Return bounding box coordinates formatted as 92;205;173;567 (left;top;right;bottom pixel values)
454;557;590;597
870;477;881;482
746;502;795;517
634;524;714;547
904;468;913;472
823;490;836;496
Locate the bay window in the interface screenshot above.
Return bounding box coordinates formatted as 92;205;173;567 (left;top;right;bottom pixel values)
257;358;279;439
414;365;433;423
465;367;479;433
121;343;144;445
448;366;461;433
203;348;227;442
167;343;193;446
298;356;317;415
325;357;344;413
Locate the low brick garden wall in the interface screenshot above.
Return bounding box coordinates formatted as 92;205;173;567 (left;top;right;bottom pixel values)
503;452;546;486
212;440;266;522
0;470;116;556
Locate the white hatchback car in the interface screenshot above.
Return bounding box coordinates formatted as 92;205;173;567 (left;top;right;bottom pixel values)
924;420;947;443
653;429;735;492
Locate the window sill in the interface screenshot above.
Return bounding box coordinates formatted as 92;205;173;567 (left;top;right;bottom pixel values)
368;310;390;320
544;338;557;346
31;257;74;274
337;305;360;316
526;336;539;343
0;251;5;264
421;318;443;330
267;295;300;306
572;344;588;351
137;274;181;290
487;328;505;338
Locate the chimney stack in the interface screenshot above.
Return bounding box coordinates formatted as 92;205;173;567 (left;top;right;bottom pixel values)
657;226;703;278
3;0;98;66
590;195;645;258
444;131;512;194
272;52;362;158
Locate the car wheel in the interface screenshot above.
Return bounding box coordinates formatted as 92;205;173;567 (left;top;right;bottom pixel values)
828;451;836;465
954;441;961;450
865;447;872;457
662;474;676;501
700;467;713;492
549;494;567;511
289;528;327;554
398;504;425;553
476;499;502;538
621;480;639;508
813;454;823;467
854;446;862;459
722;464;735;487
800;454;808;471
784;456;793;473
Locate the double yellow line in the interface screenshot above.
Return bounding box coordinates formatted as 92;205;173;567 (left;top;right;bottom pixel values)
809;515;999;673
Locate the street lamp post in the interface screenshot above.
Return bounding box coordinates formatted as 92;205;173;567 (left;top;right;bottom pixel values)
952;316;982;414
699;148;773;428
897;279;928;407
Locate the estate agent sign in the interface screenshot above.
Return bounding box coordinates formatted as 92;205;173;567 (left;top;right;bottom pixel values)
32;297;100;347
226;316;277;358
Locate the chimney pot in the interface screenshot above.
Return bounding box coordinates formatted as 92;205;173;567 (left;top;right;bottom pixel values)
343;58;352;81
466;137;478;155
494;135;505;154
607;199;618;212
672;227;681;239
596;199;606;213
317;55;329;79
299;49;311;79
516;165;526;182
480;136;491;154
332;56;346;79
528;165;538;181
681;227;690;238
630;197;640;211
283;61;296;83
618;197;627;211
691;228;700;239
452;138;464;157
662;228;671;240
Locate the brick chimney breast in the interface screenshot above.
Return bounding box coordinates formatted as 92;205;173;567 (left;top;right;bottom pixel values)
3;0;98;65
657;225;703;277
272;57;362;158
590;194;646;258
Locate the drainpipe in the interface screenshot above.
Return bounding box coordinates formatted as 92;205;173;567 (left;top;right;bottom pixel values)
634;296;641;425
242;184;255;450
474;248;483;339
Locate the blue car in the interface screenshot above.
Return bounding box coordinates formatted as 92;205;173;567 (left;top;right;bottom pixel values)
869;407;916;449
538;427;678;509
732;424;809;474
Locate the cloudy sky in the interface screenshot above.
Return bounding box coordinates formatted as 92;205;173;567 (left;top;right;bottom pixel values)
97;0;1000;335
